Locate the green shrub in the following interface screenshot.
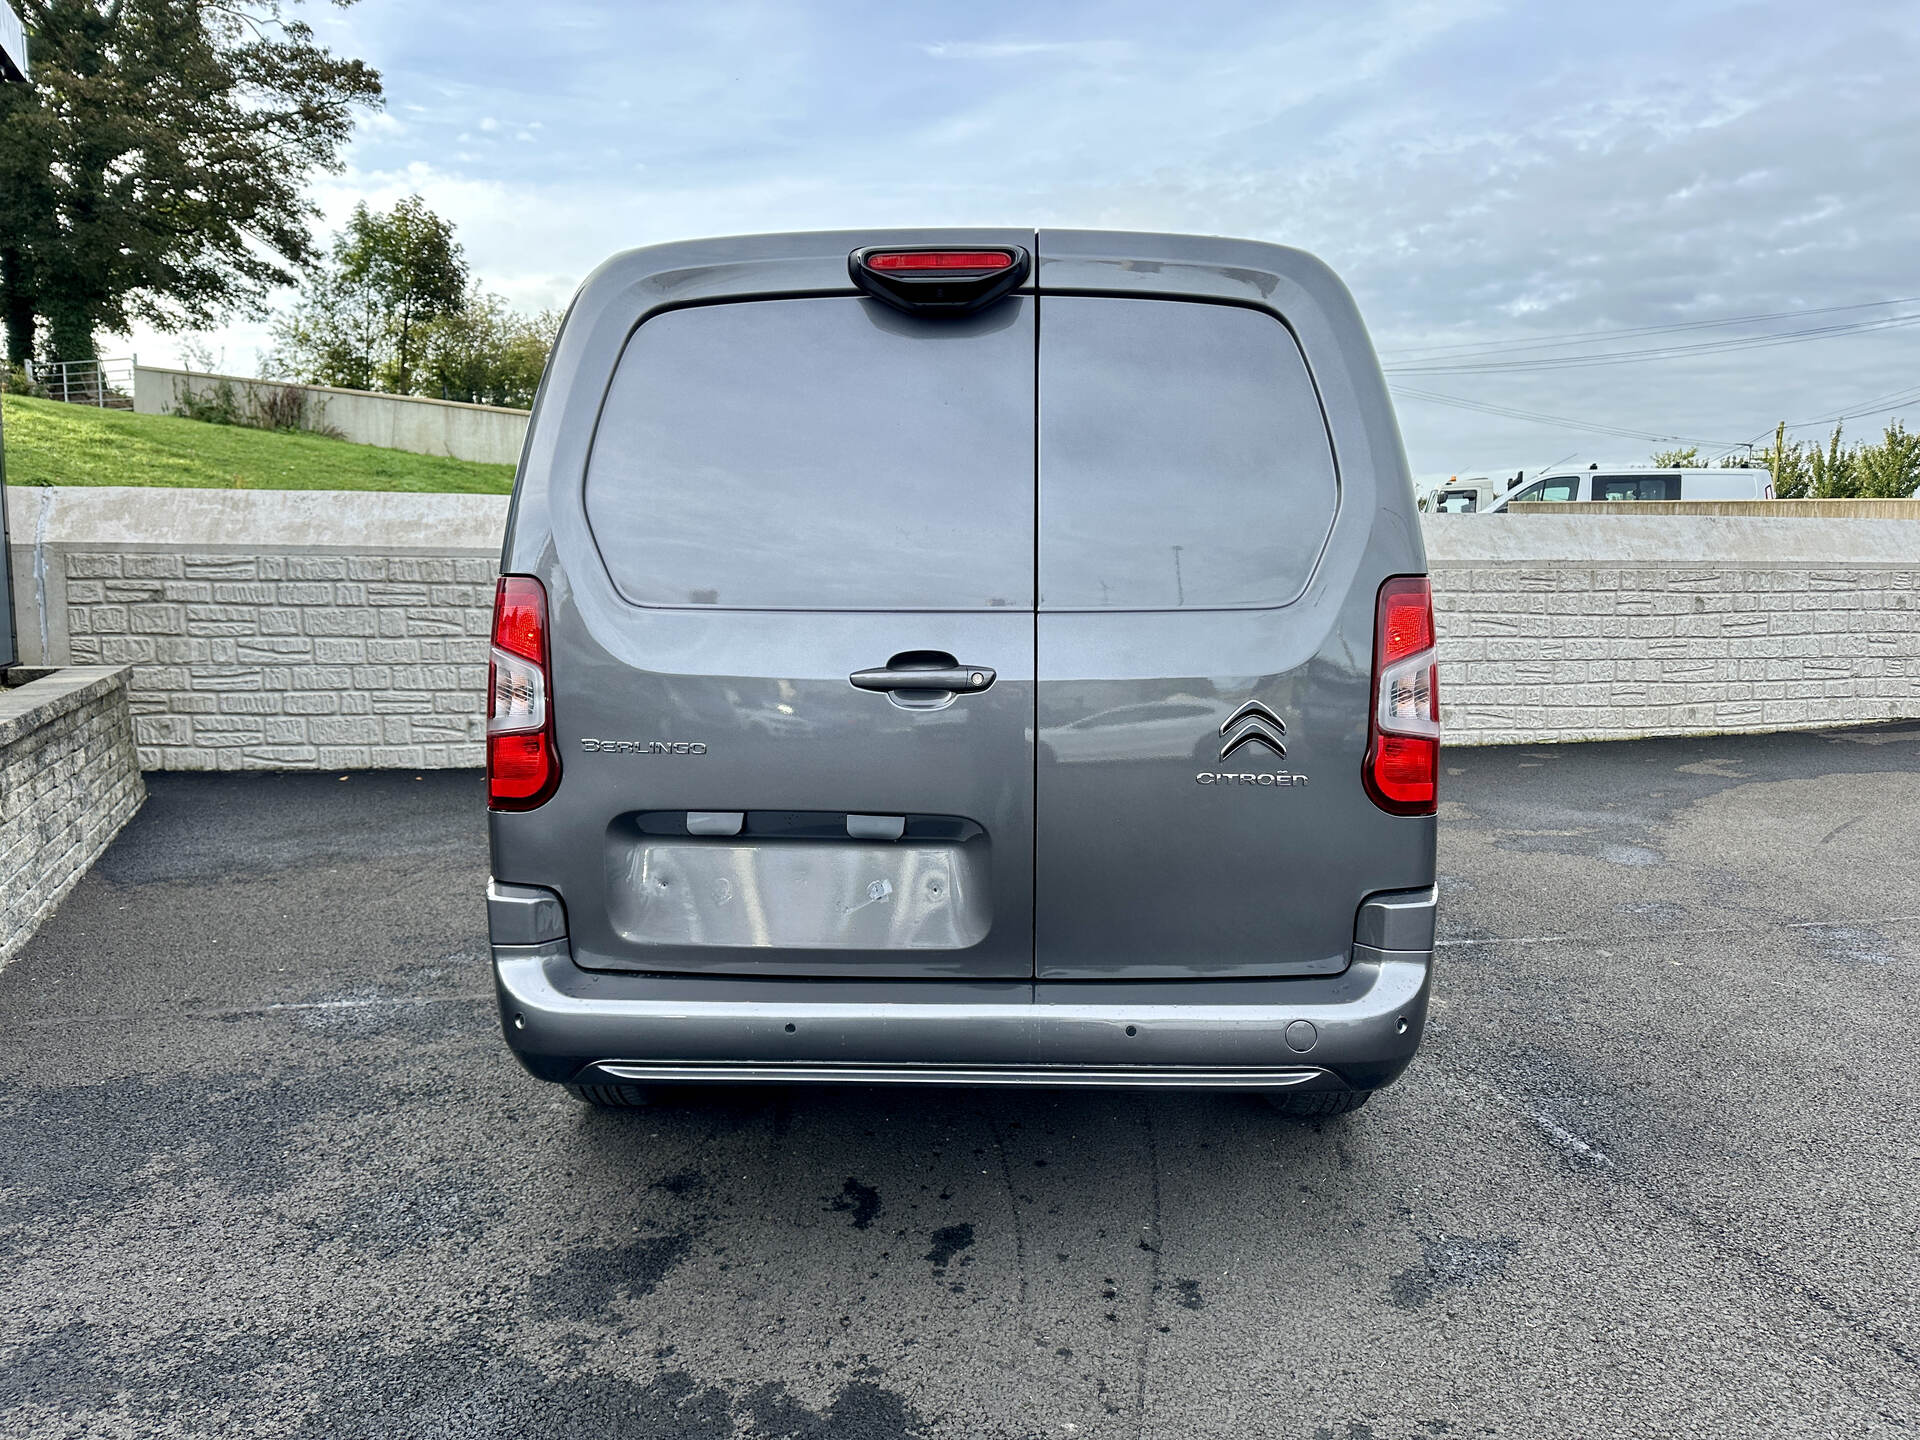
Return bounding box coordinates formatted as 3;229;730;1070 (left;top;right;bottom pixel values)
2;364;47;398
174;377;247;426
249;383;343;439
173;377;343;439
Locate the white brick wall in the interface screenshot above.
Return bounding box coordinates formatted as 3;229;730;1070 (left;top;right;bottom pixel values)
62;549;495;770
1427;515;1920;746
0;667;145;968
8;487;504;772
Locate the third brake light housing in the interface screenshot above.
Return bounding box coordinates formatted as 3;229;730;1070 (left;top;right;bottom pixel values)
849;244;1031;316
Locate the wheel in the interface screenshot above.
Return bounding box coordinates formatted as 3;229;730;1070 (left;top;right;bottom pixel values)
1264;1089;1371;1118
565;1081;661;1108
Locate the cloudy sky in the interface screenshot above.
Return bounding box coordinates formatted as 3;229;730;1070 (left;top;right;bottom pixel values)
137;0;1920;480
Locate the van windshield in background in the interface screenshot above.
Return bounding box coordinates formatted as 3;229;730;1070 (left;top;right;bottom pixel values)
583;296;1034;610
1511;477;1580;504
1436;491;1479;513
1038;298;1337;610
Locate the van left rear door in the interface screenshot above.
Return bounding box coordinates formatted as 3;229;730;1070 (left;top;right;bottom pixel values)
549;290;1039;980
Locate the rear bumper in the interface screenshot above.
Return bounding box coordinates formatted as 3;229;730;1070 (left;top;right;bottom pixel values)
492;941;1433;1093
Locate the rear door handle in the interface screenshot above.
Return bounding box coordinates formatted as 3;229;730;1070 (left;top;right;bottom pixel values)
850;665;995;693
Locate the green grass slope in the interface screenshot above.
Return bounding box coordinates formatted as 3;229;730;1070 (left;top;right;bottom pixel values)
0;393;515;494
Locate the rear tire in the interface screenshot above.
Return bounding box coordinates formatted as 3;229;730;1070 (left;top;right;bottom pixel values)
565;1081;661;1109
1264;1089;1371;1118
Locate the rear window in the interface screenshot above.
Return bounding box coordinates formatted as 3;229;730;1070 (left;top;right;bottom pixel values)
583;296;1034;610
1594;474;1679;501
1038;297;1337;610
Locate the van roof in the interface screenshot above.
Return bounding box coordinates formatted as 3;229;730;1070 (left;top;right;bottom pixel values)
1543;466;1763;477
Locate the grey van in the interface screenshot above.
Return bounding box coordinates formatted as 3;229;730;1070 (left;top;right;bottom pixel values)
485;230;1439;1117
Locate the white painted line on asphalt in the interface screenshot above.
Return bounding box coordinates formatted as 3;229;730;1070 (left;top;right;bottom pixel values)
15;993;483;1030
1438;914;1920;950
1526;1108;1615;1169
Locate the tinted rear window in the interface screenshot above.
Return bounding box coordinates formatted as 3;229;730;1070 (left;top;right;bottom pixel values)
1038;298;1337;609
584;296;1034;610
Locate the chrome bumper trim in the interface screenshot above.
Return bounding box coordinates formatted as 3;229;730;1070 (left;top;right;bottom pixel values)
589;1061;1331;1089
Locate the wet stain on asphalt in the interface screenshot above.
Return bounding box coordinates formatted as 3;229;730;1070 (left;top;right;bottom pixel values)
1388;1234;1520;1310
531;1232;697;1319
1805;923;1903;969
0;1319;292;1423
739;1378;930;1439
830;1177;882;1231
924;1223;974;1271
654;1168;705;1197
287;1349;740;1440
0;1070;358;1232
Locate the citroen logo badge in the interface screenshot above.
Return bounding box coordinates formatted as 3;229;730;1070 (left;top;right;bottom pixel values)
1219;700;1287;761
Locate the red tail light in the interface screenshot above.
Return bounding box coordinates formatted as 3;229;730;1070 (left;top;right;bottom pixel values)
488;575;560;810
1365;575;1439;815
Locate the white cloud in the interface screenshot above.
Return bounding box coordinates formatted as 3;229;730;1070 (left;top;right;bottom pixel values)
918;39;1134;62
121;0;1920;469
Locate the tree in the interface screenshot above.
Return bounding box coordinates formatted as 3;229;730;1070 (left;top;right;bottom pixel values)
419;284;558;409
338;196;467;393
1648;446;1703;467
1855;420;1920;499
268;196;468;394
1809;423;1859;498
259;246;385;391
0;2;382;366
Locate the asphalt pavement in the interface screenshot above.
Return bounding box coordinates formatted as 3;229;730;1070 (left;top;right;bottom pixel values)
2;726;1918;1438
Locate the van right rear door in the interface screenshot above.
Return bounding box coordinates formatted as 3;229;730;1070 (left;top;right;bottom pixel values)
1031;266;1416;981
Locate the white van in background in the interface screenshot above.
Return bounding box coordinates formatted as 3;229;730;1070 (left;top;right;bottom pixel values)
1487;467;1774;511
1420;474;1521;513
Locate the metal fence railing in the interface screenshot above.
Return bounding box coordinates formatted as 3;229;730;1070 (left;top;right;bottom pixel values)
28;357;137;409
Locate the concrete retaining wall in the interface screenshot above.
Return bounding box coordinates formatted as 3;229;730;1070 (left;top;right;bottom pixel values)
7;487;503;770
1427;513;1920;745
6;488;1918;768
0;666;145;968
133;367;530;467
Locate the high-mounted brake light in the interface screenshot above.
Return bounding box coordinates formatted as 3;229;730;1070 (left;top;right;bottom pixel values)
488;575;560;810
1364;575;1440;815
866;250;1016;272
849;243;1031;316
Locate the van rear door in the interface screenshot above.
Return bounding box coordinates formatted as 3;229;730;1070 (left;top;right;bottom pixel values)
1031;276;1375;980
552;280;1037;979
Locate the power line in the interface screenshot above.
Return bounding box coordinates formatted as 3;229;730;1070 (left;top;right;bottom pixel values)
1378;296;1920;364
1788;383;1920;430
1385;312;1920;376
1390;385;1747;449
